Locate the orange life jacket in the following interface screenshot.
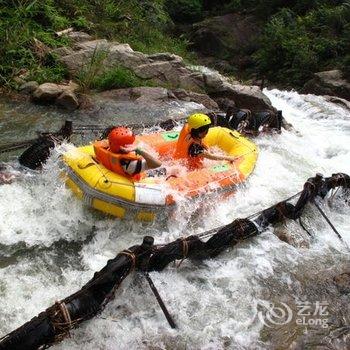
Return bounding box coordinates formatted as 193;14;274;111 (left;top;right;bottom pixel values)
93;140;143;181
173;123;208;170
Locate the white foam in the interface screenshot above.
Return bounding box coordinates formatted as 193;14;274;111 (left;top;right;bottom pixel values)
0;90;349;349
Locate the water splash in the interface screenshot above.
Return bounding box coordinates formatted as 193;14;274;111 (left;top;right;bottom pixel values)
0;90;349;349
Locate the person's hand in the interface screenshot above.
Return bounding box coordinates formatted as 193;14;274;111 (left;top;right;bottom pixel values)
120;145;136;153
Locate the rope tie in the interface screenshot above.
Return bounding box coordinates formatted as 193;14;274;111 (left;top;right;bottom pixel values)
238;219;246;234
120;250;136;271
176;238;189;268
55;301;72;326
50;301;74;341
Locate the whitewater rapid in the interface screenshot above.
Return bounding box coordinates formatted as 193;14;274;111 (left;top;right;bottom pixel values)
0;90;349;349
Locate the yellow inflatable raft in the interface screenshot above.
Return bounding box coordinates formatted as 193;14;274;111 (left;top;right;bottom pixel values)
63;126;258;221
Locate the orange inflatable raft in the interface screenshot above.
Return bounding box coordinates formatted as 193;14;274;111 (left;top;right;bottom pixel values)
63;126;258;221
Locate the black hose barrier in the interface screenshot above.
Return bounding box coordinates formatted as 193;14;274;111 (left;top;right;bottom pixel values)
211;109;283;135
1;172;348;349
18;137;55;170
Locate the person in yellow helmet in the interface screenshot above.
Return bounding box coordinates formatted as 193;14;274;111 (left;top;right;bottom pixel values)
173;113;237;170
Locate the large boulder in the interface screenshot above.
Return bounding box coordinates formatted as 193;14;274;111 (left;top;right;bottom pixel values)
56;37;205;92
132;60;205;92
53;34;273;112
302;70;350;101
202;70;273;111
99;87;169;103
31;82;79;110
32;83;65;103
97;86;217;109
189;13;260;69
172;89;218;110
57;40;148;75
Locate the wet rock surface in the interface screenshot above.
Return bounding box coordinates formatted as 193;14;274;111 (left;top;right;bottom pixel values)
51;31;274;112
302;70;350;101
189;13;260;70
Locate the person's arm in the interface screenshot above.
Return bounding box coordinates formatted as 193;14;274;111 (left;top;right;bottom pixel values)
201;151;237;162
120;145;162;170
188;143;237;163
135;148;162;169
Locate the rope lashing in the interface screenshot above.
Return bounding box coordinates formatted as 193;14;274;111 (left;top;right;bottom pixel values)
176;238;189;268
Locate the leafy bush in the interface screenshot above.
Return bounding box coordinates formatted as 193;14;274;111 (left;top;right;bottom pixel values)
166;0;203;23
253;2;350;86
0;0;195;87
91;67;151;91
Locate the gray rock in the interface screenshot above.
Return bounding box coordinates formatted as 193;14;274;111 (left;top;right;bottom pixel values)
55;90;79;110
73;39;109;51
210;82;273;111
51;46;75;57
66;31;93;43
324;95;350;111
230;84;272;108
203;71;226;92
53;34;273;111
19;81;39;95
133;61;204;92
189;13;260;68
107;44;149;69
172;89;218;110
32;83;64;103
98;87;169;102
131;87;169;102
59;41;148;75
147;53;183;63
302;70;350;101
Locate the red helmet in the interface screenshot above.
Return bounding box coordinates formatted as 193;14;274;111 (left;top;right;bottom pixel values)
108;127;135;153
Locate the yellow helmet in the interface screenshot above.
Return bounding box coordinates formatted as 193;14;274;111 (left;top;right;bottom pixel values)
187;113;211;131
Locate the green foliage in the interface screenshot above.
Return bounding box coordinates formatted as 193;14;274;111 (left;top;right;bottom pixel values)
75;47;110;92
91;67;152;91
3;0;347;90
253;2;350;86
166;0;203;23
75;47;154;91
0;0;195;87
0;0;71;86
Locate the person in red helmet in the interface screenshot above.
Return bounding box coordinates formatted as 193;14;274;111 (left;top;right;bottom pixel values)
94;127;161;180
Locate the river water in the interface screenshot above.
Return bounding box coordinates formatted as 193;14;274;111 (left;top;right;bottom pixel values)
0;90;349;349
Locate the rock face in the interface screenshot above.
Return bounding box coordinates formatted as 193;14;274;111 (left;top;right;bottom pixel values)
189;13;260;69
302;70;350;101
97;86;218;110
13;30;273;113
53;32;273;111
